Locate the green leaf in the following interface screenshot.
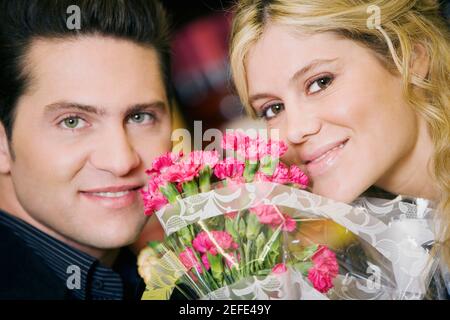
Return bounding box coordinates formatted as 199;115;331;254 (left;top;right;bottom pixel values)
160;183;180;204
293;261;314;276
246;213;261;241
243;161;259;183
259;155;277;176
225;218;239;241
207;253;224;284
293;244;319;261
199;166;212;192
238;218;246;239
182;180;199;197
179;226;193;245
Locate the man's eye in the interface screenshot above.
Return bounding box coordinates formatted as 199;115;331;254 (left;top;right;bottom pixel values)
128;112;155;124
307;75;333;94
261;103;284;120
60;116;87;129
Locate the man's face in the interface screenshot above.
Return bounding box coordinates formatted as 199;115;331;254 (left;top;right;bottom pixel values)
6;36;172;250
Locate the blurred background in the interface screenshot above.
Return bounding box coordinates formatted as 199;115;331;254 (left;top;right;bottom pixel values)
165;0;247;133
133;0;450;251
133;0;267;250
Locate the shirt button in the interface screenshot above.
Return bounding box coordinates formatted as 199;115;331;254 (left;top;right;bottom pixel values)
92;279;103;290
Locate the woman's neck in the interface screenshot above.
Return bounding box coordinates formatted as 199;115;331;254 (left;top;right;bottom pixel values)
375;118;439;202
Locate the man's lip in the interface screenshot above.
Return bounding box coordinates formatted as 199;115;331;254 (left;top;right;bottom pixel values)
80;185;144;193
301;138;349;164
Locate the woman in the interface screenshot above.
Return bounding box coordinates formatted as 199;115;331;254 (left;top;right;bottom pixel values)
229;0;449;297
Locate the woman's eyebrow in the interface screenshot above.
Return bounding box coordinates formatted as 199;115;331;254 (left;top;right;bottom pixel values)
248;58;339;104
289;58;338;84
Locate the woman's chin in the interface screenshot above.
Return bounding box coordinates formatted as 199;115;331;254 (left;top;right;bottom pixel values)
311;185;361;204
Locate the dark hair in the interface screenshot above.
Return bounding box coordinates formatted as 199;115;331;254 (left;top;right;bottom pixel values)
0;0;173;141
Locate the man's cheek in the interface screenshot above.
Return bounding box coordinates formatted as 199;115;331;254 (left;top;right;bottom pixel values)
139;137;171;162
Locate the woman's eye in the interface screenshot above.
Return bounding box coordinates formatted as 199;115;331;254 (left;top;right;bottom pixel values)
262;103;284;120
307;75;333;94
60;116;87;129
128;112;155;124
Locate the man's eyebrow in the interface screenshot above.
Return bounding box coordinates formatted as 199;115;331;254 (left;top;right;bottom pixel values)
248;58;338;105
44;101;168;116
44;102;106;116
124;101;167;115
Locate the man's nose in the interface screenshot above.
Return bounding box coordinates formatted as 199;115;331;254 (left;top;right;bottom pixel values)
90;127;140;177
284;101;321;145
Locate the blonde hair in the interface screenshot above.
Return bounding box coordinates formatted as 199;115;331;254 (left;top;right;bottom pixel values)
230;0;450;267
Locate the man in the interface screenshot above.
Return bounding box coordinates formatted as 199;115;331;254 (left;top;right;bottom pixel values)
0;0;173;299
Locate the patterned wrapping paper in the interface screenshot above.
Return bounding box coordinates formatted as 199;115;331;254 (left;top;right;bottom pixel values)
150;182;440;300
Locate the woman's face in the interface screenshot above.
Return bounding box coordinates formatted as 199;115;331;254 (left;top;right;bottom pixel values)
246;24;420;203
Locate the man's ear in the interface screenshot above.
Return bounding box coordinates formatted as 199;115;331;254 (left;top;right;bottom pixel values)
0;123;12;174
410;42;430;81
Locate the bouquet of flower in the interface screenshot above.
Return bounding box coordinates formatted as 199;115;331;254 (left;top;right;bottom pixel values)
137;132;440;300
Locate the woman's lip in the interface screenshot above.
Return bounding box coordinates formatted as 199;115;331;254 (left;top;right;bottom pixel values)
80;189;140;209
305;139;348;177
303;139;349;164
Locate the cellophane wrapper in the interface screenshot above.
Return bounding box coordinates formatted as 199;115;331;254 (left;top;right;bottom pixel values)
139;182;444;300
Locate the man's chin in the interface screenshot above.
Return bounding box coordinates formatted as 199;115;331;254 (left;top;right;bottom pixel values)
79;234;139;251
72;220;147;251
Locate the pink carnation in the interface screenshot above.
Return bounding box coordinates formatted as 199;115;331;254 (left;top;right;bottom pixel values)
146;175;164;193
222;132;263;161
222;131;253;152
281;214;297;232
213;157;245;180
192;231;239;256
222;132;289;162
289;165;309;188
183;150;220;169
250;205;283;225
224;211;238;219
160;162;199;184
271;163;291;184
307;245;339;293
240;136;261;161
307;269;335;294
147;151;182;175
201;254;211;271
258;139;288;158
250;205;297;232
179;247;203;273
141;185;168;216
272;263;288;274
192;232;210;253
255;163;290;184
221;132;242;151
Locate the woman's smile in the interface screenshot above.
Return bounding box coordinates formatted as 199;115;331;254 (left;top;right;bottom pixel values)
303;139;349;178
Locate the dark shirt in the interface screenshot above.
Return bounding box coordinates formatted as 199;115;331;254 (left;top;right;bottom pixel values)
0;210;145;300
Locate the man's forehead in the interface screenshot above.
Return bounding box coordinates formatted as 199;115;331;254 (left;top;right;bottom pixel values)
22;35;161;89
18;36;167;114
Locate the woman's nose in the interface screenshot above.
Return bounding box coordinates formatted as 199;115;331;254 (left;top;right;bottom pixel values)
284;103;321;144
